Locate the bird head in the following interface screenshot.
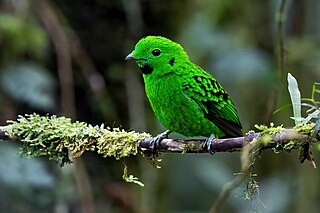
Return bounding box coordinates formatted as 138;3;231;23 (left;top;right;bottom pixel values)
125;36;189;75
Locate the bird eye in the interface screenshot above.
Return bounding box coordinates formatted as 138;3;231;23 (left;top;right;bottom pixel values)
151;49;161;56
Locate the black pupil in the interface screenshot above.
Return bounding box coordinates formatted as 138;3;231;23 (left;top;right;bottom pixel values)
152;49;161;56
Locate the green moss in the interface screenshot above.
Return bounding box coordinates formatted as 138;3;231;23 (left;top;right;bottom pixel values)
123;161;144;187
182;142;203;154
253;123;304;153
254;123;284;135
244;173;259;200
141;151;162;168
283;140;299;150
2;113;151;185
294;123;315;136
96;126;150;160
245;123;306;199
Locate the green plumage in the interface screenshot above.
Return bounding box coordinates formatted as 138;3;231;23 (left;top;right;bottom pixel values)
126;36;242;138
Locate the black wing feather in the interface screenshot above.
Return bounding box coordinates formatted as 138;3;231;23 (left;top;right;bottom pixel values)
183;75;242;137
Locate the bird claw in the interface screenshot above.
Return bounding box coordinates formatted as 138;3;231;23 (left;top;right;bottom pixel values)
149;130;171;152
203;134;216;155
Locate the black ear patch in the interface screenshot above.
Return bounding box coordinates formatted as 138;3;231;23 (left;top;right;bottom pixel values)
139;63;154;74
169;57;175;66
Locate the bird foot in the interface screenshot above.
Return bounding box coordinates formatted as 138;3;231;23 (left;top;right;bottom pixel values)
203;134;216;155
149;130;171;152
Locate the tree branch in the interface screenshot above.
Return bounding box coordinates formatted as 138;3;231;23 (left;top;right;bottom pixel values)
139;129;317;153
0;113;318;200
0;115;318;155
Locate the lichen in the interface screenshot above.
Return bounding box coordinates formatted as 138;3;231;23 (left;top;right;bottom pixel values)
283;140;299;150
2;113;151;186
96;125;150;160
244;173;259;200
182;141;203;154
244;123;297;200
254;123;284;135
253;123;304;153
122;161;144;187
294;123;315;136
141;151;162;168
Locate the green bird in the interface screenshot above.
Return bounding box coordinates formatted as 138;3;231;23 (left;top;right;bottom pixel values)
125;36;242;151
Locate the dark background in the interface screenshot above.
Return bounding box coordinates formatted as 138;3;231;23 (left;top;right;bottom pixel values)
0;0;320;212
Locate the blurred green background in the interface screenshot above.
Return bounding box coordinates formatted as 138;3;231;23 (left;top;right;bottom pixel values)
0;0;319;212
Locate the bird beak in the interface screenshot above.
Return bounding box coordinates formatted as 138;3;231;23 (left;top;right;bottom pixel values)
125;52;134;60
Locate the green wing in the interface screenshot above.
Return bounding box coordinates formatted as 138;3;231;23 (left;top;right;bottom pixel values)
182;75;242;137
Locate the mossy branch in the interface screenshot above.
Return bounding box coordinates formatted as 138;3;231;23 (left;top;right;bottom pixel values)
0;114;319;185
0;114;319;161
140;125;318;153
0;114;150;163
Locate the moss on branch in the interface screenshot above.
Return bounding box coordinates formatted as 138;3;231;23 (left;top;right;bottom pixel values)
0;113;319;186
1;113;150;164
0;113;150;185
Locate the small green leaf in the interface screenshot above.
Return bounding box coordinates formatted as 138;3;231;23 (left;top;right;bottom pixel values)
287;73;301;125
273;103;292;114
301;98;316;103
